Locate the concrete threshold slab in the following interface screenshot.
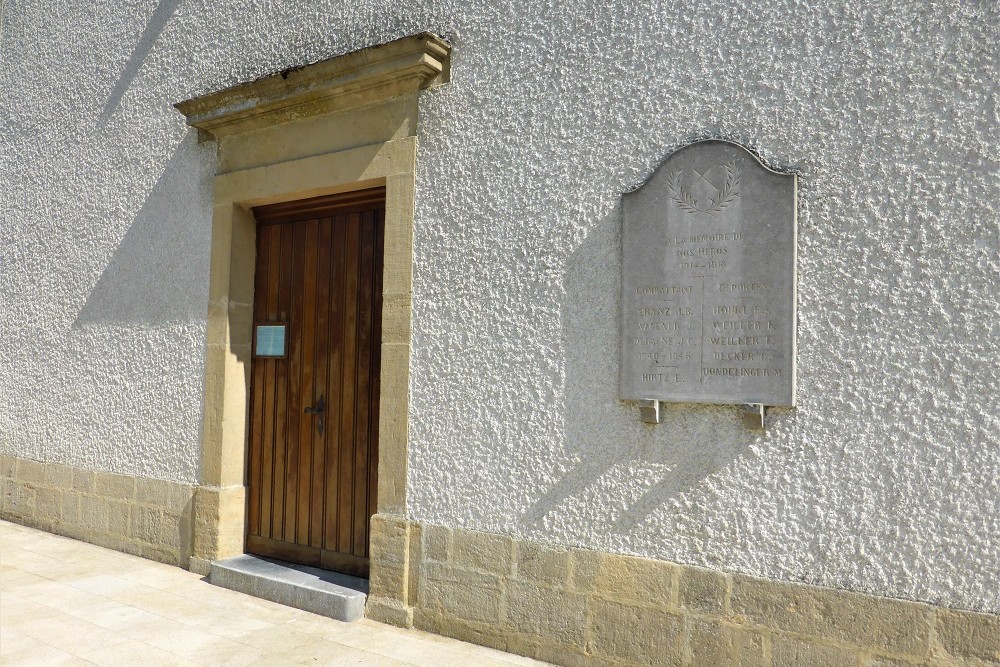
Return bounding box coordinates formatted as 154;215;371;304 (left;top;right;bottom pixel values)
209;554;368;622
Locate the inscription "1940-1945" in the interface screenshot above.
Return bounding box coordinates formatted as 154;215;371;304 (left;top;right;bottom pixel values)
620;140;797;407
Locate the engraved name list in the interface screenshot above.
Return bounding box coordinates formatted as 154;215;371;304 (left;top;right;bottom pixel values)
621;140;797;406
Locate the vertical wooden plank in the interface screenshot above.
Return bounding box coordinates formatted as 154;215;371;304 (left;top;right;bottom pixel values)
366;209;385;556
284;221;306;542
324;215;348;550
310;218;333;548
261;224;283;539
352;211;376;557
338;212;361;553
296;218;319;543
271;224;294;539
247;224;271;537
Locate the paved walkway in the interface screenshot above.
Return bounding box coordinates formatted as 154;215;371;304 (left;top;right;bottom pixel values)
0;520;548;667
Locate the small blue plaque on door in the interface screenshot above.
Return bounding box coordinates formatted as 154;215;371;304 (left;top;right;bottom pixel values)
255;325;286;357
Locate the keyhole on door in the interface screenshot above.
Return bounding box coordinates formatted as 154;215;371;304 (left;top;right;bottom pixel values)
304;395;325;436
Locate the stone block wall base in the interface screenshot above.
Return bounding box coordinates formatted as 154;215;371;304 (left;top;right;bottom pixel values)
188;556;213;577
367;517;1000;667
0;455;194;567
192;483;246;564
366;596;414;628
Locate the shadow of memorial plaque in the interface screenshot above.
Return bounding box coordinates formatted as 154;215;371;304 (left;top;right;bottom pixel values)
621;140;796;419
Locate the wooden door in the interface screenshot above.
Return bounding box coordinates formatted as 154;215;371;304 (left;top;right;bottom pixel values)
245;188;384;578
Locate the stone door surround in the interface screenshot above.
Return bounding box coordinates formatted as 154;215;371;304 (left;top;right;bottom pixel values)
174;33;451;576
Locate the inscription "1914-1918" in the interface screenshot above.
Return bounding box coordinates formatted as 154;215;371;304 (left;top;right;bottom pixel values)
620;140;797;407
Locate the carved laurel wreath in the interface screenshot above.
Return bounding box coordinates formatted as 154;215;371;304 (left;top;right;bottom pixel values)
666;160;742;215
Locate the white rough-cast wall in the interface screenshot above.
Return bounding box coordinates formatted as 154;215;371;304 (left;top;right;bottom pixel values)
2;0;998;614
407;1;1000;616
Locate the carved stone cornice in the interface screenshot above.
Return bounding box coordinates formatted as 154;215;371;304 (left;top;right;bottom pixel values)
175;33;450;139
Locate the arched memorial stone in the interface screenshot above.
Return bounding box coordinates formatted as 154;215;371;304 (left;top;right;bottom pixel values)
620;140;797;415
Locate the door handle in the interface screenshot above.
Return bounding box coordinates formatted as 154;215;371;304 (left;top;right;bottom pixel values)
304;395;325;436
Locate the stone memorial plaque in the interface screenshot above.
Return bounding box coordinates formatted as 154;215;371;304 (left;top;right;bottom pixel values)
621;140;796;406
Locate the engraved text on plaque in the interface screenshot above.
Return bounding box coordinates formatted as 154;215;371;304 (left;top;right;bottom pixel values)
620;140;796;406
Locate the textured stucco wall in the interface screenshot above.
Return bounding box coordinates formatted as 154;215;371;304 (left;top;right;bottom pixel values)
1;0;998;613
0;2;217;482
407;1;1000;615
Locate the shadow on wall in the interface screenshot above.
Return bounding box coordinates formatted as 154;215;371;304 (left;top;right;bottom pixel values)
102;0;185;121
74;133;214;328
521;204;772;540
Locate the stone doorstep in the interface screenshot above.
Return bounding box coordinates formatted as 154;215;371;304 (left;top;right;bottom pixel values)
209;554;369;622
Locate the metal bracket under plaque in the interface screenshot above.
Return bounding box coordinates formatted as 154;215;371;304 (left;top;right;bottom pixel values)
639;400;766;430
639;399;661;424
741;403;765;430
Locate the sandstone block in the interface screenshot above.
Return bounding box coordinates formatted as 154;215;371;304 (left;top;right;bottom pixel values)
44;463;74;489
451;527;513;575
129;507;162;544
92;532;134;554
771;636;860;667
0;454;15;479
131;505;182;548
136;477;193;514
370;563;407;600
139;542;180;565
936;609;1000;663
380;294;413;345
504;580;587;646
369;514;410;568
106;500;132;537
864;657;930;666
689;617;767;667
71;469;94;493
34;487;61;522
532;643;594;667
79;494;107;532
514;541;570;587
0;479;11;513
188;556;212;576
32;517;56;532
572;549;675;606
60;492;81;525
588;597;683;666
569;548;602;590
731;574;931;657
414;609;511;654
412;607;443;634
420;570;502;625
504;631;544;665
422;523;451;562
365;596;413;628
192;484;245;560
94;472;135;500
17;459;46;485
5;482;35;515
679;565;728;616
59;524;90;542
406;522;422;605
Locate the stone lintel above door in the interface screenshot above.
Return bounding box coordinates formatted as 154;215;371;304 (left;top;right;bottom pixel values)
175;33;451;140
